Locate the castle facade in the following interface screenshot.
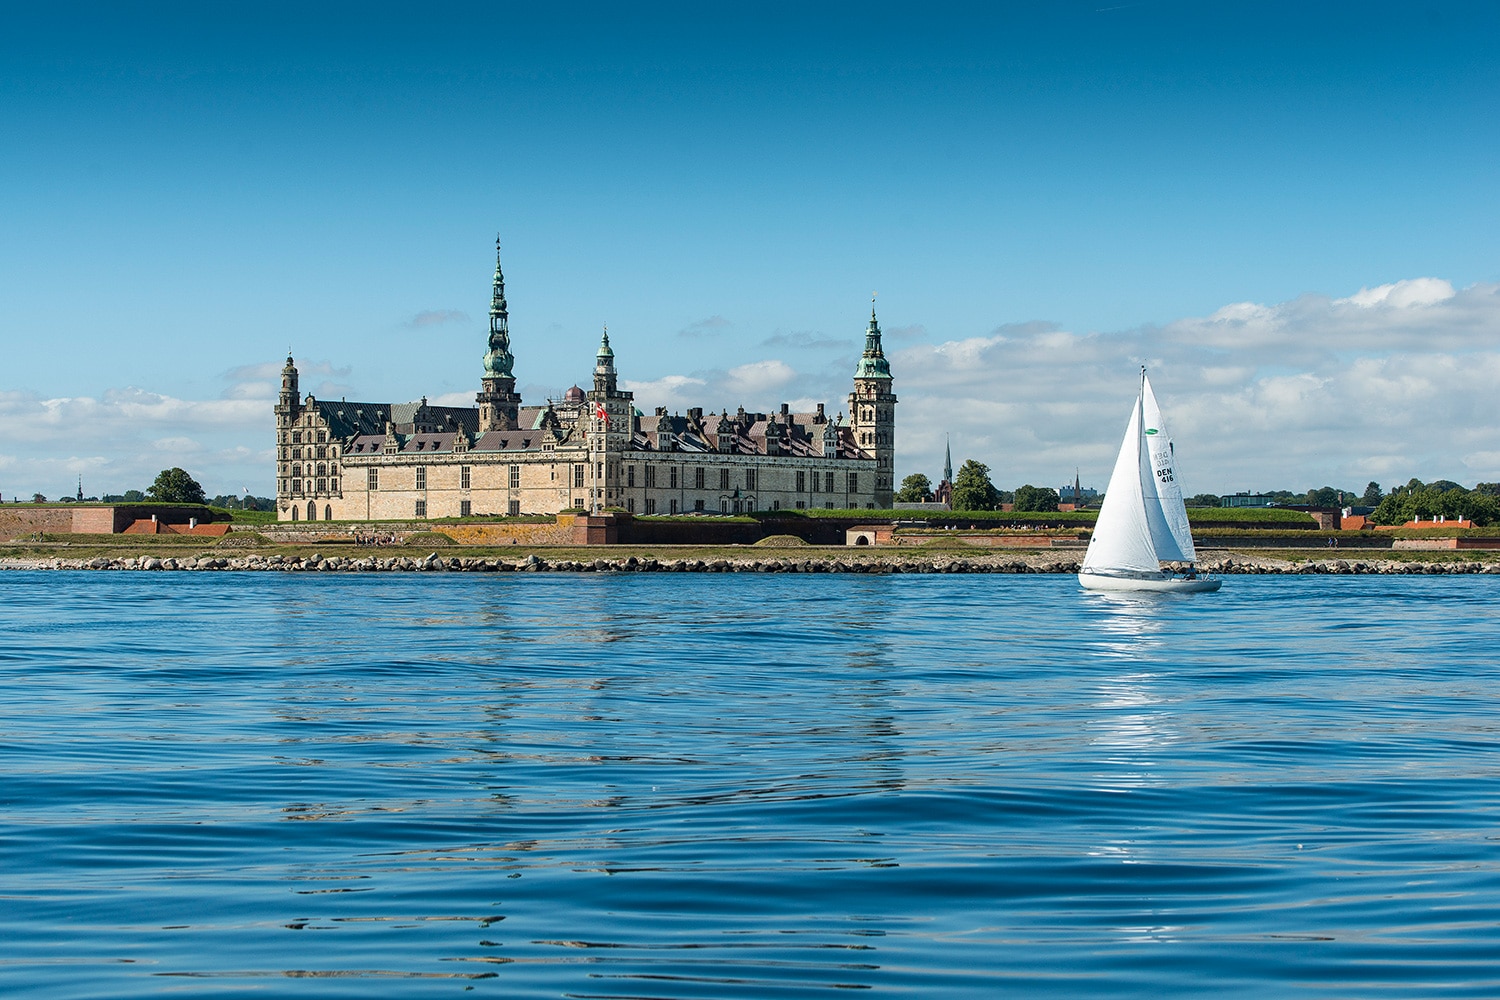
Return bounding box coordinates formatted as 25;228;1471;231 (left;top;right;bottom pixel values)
274;241;896;521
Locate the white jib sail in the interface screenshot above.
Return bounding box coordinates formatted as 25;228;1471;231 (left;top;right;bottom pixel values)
1081;388;1162;575
1140;375;1196;562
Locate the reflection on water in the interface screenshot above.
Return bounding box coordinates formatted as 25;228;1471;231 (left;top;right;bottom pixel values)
2;572;1500;998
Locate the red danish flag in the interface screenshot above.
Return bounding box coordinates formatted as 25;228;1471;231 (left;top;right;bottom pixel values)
595;402;609;424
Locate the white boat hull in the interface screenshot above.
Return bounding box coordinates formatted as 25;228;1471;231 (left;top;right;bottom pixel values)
1078;571;1222;593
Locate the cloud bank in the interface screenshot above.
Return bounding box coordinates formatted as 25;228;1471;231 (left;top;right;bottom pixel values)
4;279;1499;501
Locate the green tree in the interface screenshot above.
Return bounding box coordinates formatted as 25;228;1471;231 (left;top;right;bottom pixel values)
122;489;146;503
951;460;999;511
895;473;933;503
1013;484;1060;512
1186;493;1222;508
1361;481;1383;506
147;468;207;505
1306;485;1343;507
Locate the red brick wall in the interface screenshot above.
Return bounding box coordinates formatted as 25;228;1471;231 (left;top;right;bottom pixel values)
0;507;75;541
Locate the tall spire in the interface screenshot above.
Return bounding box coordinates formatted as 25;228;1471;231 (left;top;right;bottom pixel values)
944;434;953;484
483;235;515;378
854;299;892;380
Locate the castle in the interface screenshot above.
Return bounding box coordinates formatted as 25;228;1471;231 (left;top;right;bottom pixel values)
274;240;896;521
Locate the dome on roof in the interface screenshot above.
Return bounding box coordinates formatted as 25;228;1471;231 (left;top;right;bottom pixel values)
563;385;586;402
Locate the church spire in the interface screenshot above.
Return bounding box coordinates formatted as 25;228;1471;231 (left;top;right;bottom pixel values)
944;435;953;484
483;235;515;378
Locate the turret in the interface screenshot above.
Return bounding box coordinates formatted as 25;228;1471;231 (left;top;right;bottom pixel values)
593;326;618;395
278;355;300;416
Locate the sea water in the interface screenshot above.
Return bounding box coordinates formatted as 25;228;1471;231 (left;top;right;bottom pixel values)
2;571;1498;998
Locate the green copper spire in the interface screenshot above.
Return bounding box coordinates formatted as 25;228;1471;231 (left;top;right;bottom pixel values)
483;235;516;378
854;302;892;380
593;325;618;394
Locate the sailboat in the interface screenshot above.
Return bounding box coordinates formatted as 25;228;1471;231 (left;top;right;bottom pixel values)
1078;368;1221;593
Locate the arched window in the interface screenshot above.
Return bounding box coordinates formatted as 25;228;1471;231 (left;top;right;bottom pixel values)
324;504;332;521
290;508;298;521
307;502;317;521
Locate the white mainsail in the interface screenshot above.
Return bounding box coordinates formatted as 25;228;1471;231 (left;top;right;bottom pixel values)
1080;388;1161;575
1140;374;1196;562
1081;371;1198;575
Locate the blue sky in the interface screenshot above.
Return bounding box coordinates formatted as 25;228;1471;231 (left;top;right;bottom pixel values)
3;1;1498;500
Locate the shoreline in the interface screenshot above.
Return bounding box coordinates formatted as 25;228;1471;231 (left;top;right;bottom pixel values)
5;551;1499;575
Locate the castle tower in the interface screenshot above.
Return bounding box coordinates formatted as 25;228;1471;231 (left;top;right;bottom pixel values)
586;327;633;511
274;355;300;506
477;236;521;432
848;302;897;507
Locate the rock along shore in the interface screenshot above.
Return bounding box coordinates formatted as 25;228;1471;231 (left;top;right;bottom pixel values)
3;552;1498;575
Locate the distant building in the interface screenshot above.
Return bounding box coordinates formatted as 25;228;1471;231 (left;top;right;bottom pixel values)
274;240;896;521
1222;492;1277;507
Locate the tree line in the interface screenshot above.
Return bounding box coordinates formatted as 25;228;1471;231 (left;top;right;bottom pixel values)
897;465;1500;524
20;467;277;511
897;461;1063;512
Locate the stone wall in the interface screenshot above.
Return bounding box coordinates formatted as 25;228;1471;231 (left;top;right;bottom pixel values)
0;507;76;541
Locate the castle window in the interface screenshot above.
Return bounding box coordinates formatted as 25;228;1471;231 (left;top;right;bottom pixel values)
695;499;705;511
796;471;805;492
292;431;301;444
645;465;656;488
291;464;302;479
368;467;379;490
304;480;312;495
626;498;635;513
316;463;326;476
460;466;471;490
669;499;678;514
772;500;780;510
509;465;520;489
415;499;427;517
316;478;327;493
460;500;471;517
745;469;756;490
508;500;520;515
325;504;332;520
645;498;656;514
796;500;805;509
573;464;585;489
695;467;705;490
669;466;678;489
316;446;327;459
415;466;427;489
307;502;317;521
318;431;327;443
825;471;835;493
847;472;858;493
627;465;636;488
719;468;729;490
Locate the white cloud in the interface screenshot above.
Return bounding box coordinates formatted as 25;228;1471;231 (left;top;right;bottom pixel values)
724;359;797;397
1339;277;1455;309
893;279;1500;494
6;279;1498;503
